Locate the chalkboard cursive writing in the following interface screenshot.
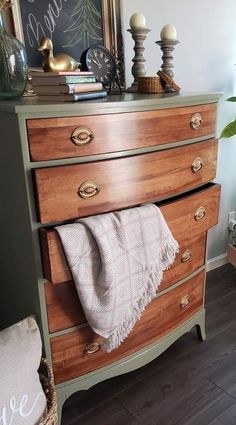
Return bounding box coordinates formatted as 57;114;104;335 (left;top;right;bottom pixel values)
18;0;104;66
26;0;68;47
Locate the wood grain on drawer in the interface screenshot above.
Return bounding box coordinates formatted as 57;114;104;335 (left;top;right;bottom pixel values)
34;139;218;224
40;228;71;284
161;183;221;242
51;270;205;384
44;233;206;333
161;233;206;290
45;281;86;333
27;104;217;161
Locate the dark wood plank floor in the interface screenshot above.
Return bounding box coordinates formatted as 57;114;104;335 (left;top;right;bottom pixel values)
62;264;236;425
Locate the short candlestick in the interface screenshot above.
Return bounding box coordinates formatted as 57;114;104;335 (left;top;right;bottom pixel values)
156;39;179;92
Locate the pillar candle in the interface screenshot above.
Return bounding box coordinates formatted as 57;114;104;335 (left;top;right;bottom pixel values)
160;24;177;40
129;13;146;29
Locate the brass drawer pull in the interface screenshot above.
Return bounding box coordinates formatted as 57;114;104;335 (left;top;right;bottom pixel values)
84;342;101;355
180;295;191;309
190;113;203;130
194;206;206;221
71;127;94;146
78;180;100;199
181;249;192;263
191;157;203;173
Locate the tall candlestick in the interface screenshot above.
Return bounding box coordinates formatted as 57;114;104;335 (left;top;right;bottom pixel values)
127;26;151;92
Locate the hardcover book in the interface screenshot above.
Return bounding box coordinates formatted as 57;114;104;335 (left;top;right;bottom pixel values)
32;75;97;85
30;70;94;76
37;90;108;102
34;82;103;95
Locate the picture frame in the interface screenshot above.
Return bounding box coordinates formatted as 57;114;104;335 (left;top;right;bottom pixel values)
7;0;125;88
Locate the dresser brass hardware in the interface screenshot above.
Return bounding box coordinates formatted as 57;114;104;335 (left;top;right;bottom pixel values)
181;249;192;263
194;206;206;221
191;157;203;173
84;342;101;355
71;127;94;146
190;113;202;130
180;295;191;309
78;180;100;199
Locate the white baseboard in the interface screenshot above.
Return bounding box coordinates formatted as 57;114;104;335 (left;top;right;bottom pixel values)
206;253;228;272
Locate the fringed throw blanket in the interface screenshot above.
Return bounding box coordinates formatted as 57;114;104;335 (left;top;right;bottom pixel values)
56;204;179;352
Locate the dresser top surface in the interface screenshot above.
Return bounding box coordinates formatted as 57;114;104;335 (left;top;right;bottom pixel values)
0;92;222;117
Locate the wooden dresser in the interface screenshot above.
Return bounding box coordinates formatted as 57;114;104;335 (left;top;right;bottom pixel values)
0;92;221;423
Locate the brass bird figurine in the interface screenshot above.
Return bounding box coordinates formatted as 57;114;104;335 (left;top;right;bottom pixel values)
37;37;81;72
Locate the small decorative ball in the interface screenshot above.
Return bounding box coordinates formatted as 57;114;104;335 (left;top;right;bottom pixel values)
160;24;177;40
129;13;146;29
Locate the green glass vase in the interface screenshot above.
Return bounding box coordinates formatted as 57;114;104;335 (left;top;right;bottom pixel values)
0;18;28;99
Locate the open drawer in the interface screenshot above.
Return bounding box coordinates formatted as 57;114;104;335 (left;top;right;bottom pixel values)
40;184;220;286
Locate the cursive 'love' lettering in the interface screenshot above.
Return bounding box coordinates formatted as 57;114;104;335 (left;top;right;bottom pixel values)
0;392;44;425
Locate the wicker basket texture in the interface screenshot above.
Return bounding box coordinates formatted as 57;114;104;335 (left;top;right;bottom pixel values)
39;358;58;425
138;76;165;93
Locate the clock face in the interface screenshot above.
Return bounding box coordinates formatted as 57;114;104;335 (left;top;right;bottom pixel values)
85;46;116;85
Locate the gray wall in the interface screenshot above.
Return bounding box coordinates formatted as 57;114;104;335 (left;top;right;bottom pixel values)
122;0;236;259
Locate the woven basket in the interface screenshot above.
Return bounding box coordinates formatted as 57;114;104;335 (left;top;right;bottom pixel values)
138;76;165;94
39;358;58;425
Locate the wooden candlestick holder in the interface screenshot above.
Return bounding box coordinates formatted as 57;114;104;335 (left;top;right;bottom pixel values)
156;39;179;92
127;27;151;93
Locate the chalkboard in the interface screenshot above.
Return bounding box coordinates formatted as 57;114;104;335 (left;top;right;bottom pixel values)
18;0;104;67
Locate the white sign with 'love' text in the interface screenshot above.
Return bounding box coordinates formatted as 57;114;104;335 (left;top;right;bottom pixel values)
0;392;44;425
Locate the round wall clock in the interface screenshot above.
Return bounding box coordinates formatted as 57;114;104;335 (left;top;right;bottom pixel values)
81;45;117;86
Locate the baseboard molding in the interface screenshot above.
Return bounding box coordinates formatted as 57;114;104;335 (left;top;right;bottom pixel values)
206;253;228;272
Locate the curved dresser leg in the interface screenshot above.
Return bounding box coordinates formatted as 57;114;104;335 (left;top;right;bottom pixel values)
196;309;206;341
57;402;63;425
56;387;67;425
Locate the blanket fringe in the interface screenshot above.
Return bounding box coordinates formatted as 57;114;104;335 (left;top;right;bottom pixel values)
102;234;179;352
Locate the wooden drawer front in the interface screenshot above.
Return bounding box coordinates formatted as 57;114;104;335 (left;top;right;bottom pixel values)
40;184;219;285
45;281;86;334
161;233;206;291
44;234;206;333
161;184;221;242
51;270;205;384
34;139;217;224
40;228;71;284
27;104;217;161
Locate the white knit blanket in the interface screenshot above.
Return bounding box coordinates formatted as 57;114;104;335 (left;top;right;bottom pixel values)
56;204;179;352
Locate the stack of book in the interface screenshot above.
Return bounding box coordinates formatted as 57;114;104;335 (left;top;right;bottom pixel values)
31;70;107;102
